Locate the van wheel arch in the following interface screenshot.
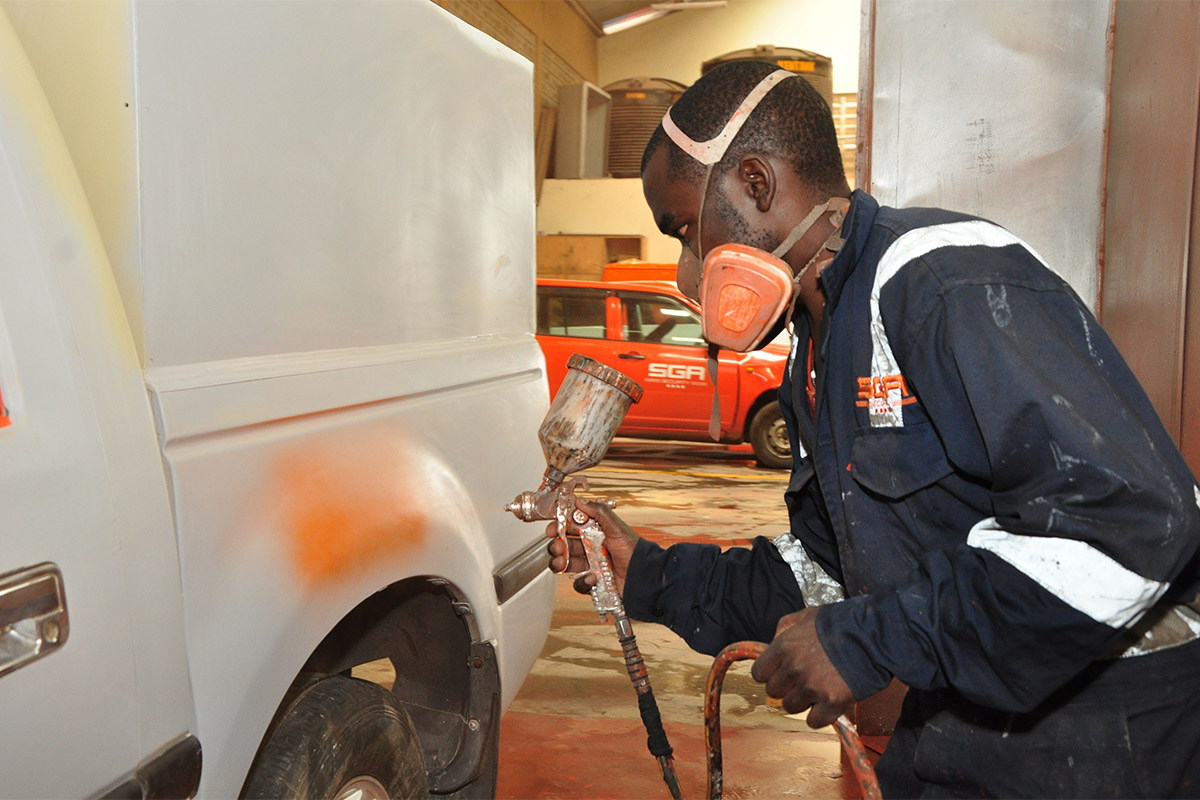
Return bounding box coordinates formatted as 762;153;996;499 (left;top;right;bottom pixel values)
242;579;499;799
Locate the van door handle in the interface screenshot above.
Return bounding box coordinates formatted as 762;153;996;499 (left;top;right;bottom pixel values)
618;353;646;360
0;563;68;679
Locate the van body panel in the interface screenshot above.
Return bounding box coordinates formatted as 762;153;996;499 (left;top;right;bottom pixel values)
0;9;192;794
151;336;552;797
131;0;536;368
1;1;551;796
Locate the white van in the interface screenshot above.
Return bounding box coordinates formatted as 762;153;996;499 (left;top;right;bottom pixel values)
0;1;553;797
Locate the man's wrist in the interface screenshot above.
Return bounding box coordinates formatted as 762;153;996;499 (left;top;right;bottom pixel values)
621;537;669;621
814;596;896;701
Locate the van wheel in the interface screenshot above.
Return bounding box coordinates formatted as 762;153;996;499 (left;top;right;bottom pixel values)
748;401;791;469
242;674;428;799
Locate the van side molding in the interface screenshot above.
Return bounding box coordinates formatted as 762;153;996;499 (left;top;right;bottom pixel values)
95;735;202;800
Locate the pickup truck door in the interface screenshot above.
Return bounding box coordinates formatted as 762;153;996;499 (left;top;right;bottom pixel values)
535;285;619;395
612;291;739;434
0;18;194;797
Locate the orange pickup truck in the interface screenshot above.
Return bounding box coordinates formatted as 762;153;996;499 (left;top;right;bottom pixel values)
536;277;793;468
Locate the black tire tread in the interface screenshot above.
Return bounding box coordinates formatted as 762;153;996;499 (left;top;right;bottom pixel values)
242;674;427;799
748;401;791;470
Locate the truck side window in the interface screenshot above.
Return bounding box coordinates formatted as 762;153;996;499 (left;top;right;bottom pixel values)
536;288;608;339
621;293;704;347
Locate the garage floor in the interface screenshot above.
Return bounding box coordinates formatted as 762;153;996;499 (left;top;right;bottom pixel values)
495;440;863;800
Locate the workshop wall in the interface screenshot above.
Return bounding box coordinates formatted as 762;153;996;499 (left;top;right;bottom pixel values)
596;0;858;93
538;178;673;267
537;0;858;274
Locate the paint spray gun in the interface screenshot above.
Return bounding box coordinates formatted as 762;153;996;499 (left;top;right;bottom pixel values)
506;354;879;800
505;354;683;799
505;354;642;620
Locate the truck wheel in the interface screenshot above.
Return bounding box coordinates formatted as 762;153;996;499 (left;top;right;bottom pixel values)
748;401;791;469
242;674;428;800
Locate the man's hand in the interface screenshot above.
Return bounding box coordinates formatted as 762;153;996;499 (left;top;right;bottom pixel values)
750;607;854;729
546;496;640;596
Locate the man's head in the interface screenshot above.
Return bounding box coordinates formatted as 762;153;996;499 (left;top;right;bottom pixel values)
641;60;850;302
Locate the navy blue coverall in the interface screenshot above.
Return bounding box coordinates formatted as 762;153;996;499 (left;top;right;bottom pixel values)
622;190;1200;798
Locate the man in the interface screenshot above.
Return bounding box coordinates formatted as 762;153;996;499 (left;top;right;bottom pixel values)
549;60;1200;797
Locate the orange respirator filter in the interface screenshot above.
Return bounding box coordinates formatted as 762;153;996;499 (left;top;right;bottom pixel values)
699;244;793;352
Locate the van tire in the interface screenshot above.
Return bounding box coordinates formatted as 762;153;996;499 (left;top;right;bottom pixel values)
748;401;791;470
242;674;428;800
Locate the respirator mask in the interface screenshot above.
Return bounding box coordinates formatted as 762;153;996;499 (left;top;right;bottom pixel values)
661;69;848;438
679;197;846;352
664;69;848;352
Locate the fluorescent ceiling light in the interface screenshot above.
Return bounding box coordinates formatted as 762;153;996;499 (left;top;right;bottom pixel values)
650;1;727;8
601;1;728;35
601;7;670;35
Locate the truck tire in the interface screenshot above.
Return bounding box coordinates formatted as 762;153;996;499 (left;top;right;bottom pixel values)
242;674;428;800
748;401;791;469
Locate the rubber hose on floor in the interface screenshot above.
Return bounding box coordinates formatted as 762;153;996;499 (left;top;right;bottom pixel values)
704;641;882;800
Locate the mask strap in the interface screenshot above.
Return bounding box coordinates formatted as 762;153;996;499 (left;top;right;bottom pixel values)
770;199;833;259
707;343;721;441
786;198;851;334
694;163;715;262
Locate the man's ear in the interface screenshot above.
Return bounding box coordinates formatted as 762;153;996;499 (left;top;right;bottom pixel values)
738;154;775;213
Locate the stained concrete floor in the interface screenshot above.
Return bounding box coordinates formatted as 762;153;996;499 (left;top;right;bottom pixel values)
495;439;859;800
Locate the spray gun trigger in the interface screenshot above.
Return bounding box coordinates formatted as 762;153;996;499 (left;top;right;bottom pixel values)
565;475;590;493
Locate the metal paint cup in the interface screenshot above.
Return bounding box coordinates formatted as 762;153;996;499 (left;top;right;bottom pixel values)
539;354;643;482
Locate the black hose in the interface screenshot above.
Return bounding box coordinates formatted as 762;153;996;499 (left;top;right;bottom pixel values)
615;613;684;799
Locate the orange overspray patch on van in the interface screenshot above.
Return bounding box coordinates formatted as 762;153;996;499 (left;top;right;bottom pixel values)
274;437;428;585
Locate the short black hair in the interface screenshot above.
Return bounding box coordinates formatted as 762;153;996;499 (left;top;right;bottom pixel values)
641;60;847;195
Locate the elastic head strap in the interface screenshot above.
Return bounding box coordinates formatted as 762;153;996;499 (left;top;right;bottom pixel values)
693;163;715;261
661;69;794;166
770;200;833;259
785;197;852;334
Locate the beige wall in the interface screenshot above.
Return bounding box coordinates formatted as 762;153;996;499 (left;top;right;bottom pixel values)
537;178;679;264
596;0;860;93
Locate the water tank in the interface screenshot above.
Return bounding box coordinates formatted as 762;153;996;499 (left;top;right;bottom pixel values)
702;45;834;109
604;77;688;178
